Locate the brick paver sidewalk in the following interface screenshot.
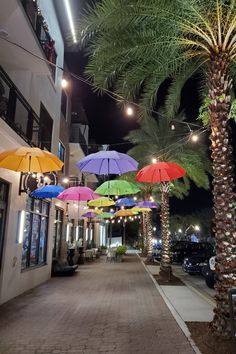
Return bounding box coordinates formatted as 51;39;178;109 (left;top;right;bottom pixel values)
0;255;195;354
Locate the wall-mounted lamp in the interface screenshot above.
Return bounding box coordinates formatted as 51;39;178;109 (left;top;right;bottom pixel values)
17;210;26;243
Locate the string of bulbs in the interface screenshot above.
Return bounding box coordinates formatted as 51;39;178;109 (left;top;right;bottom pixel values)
0;36;208;157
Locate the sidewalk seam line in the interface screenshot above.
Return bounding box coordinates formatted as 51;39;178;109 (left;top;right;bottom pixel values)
138;255;202;354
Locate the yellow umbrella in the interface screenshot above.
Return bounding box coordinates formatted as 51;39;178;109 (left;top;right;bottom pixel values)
0;147;63;172
115;209;137;217
87;208;102;214
88;197;115;207
131;207;152;213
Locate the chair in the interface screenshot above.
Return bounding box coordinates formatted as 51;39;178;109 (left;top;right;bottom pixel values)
106;248;117;263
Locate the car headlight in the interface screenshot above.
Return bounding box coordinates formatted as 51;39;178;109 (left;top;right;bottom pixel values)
199;262;207;267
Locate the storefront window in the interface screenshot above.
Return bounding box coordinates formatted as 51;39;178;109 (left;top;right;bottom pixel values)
21;197;49;270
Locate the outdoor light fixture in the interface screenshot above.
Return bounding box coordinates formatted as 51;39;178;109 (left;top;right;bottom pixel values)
126;106;134;116
153;226;157;231
118;220;121;223
17;210;26;243
170;123;175;131
110;208;114;212
63;177;69;184
194;225;200;231
61;78;68;88
152;158;157;164
64;0;77;43
133;196;137;201
75;226;79;241
66;223;71;242
115;195;119;199
178;228;182;233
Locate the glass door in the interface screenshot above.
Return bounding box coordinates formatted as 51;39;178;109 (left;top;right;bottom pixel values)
0;180;9;272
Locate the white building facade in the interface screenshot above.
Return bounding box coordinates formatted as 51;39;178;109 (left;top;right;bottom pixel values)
0;0;68;304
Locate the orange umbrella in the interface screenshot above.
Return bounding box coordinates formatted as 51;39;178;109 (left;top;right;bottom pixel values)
0;147;63;172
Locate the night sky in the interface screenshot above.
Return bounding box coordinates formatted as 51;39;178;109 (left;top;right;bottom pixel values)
65;1;236;216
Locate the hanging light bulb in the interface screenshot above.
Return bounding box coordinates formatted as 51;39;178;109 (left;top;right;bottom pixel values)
191;134;199;142
152;158;157;164
61;78;68;88
170;123;175;131
126;106;134;116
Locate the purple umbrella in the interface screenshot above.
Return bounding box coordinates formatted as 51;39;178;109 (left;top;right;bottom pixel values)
77;150;138;175
138;201;159;208
115;198;137;207
82;212;97;218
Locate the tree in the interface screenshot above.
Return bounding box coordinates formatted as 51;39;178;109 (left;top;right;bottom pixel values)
80;0;236;335
125;114;211;273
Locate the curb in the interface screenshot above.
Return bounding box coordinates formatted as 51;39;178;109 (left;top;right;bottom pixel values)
139;256;202;354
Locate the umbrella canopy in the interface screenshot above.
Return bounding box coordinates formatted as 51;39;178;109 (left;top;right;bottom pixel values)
131;207;152;213
82;211;97;218
88;196;115;207
115;209;137;217
0;147;63;172
96;212;114;219
115;197;137;207
87;208;103;214
137;201;158;208
57;186;99;201
77;150;138;175
30;185;64;198
95;180;140;196
136;162;186;183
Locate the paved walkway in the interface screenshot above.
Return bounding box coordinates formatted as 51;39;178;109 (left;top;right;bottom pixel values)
0;256;195;354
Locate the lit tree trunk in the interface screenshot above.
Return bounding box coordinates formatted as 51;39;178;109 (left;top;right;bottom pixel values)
146;211;153;259
160;182;172;276
208;53;236;336
142;212;148;255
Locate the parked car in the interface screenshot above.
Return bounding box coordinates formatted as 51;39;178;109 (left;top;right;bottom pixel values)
205;256;217;288
182;247;214;275
171;241;214;263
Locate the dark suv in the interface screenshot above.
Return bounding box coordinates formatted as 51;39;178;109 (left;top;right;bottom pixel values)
182;245;215;275
171;241;214;264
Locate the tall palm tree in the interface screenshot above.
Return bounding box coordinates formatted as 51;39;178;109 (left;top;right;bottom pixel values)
125;114;211;273
79;0;236;335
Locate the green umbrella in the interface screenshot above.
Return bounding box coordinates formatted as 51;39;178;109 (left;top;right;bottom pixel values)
96;212;114;219
95;180;140;196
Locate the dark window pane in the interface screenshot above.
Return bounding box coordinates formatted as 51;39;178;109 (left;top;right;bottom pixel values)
33;199;41;214
30;214;40;266
21;212;31;269
38;216;47;264
42;201;49;215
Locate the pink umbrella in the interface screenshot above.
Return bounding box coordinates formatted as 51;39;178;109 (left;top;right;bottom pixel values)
57;186;99;201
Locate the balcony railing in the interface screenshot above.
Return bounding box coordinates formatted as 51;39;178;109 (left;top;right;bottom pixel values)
0;66;51;150
21;0;57;81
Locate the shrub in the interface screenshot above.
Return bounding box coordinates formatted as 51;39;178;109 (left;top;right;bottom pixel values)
116;245;127;255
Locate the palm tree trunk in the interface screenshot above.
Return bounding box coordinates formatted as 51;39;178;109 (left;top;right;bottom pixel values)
160;182;172;277
142;212;148;255
146;211;153;259
208;53;236;336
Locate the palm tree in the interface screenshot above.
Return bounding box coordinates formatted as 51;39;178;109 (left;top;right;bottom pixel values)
80;0;236;335
125;114;211;274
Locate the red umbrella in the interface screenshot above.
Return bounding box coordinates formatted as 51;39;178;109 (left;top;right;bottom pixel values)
136;162;186;183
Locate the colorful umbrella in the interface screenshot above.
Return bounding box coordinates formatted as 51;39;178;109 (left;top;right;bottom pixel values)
115;197;137;207
30;185;64;198
136;162;186;183
95;180;140;196
137;201;158;208
87;208;103;214
82;212;97;218
77;150;138;175
115;209;137;217
57;186;99;201
0;147;63;172
131;207;152;213
96;212;114;219
88;196;115;207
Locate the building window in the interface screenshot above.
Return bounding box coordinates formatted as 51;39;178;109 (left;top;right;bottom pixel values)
52;208;63;259
40;103;53;151
61;90;68;120
21;197;49;270
58;141;65;172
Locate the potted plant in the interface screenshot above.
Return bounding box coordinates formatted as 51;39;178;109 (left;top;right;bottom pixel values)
116;245;127;262
100;245;107;255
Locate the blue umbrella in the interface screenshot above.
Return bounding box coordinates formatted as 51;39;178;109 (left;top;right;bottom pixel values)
115;197;137;207
30;185;64;198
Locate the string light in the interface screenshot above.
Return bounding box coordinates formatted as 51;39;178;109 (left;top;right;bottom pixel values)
191;134;199;142
152;158;157;164
63;177;69;184
61;78;68;88
126;106;134;116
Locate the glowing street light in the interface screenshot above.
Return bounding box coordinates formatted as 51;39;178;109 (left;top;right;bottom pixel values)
194;225;200;231
191;134;199;142
178;228;182;233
